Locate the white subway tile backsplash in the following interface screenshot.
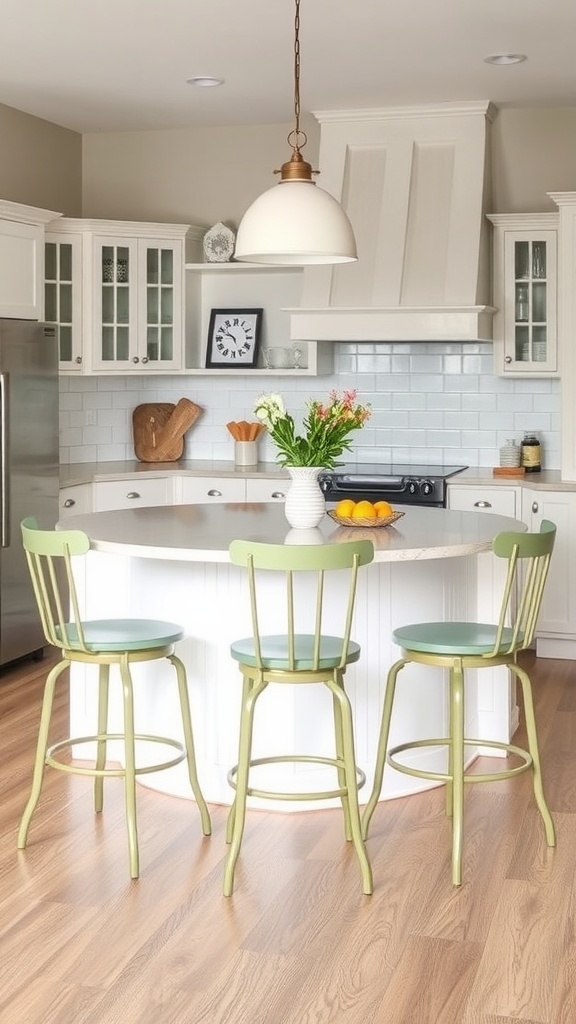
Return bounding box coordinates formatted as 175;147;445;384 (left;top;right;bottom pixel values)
58;344;562;469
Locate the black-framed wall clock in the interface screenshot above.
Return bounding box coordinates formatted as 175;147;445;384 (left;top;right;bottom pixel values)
205;308;263;368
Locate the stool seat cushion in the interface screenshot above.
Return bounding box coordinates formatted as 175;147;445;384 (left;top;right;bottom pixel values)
230;633;361;670
56;619;184;653
393;621;519;656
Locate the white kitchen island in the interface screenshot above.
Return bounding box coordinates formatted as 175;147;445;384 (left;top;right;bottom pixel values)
63;502;524;810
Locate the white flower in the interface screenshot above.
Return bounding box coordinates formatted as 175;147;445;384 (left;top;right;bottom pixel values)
254;393;286;428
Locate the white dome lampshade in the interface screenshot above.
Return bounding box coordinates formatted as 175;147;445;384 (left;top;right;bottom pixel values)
233;0;358;267
234;177;358;265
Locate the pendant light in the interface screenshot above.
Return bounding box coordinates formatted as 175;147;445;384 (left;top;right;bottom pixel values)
234;0;357;265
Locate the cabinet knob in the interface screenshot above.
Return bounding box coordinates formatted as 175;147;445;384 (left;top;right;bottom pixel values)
142;356;149;364
207;489;222;497
504;356;512;363
75;356;82;364
532;501;539;513
474;500;492;508
63;498;75;508
132;357;139;363
271;491;286;500
126;491;141;500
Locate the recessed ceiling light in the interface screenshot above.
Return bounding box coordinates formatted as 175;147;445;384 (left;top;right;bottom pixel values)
186;76;224;88
484;53;527;66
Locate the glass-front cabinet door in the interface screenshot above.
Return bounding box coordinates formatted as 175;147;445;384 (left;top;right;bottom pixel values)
139;241;182;371
488;214;558;377
92;236;183;372
44;233;83;371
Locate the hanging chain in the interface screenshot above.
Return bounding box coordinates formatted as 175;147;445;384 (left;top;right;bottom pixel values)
293;0;301;141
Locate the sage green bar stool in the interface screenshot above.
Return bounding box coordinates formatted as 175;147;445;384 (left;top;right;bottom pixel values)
362;520;557;886
224;538;374;897
19;517;211;878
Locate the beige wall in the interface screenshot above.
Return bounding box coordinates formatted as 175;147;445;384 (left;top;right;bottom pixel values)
491;108;576;213
2;99;576;226
81;115;321;228
81;107;576;224
0;103;82;215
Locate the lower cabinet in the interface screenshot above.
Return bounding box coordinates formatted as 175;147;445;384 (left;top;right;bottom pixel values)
447;485;519;518
94;478;173;511
177;477;246;504
522;488;576;657
59;484;94;519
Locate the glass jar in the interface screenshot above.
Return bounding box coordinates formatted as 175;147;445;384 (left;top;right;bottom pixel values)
521;433;541;473
499;438;521;468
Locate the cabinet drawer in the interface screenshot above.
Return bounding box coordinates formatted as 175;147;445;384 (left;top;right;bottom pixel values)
447;486;519;518
59;484;94;518
246;478;288;503
180;477;246;504
94;478;172;511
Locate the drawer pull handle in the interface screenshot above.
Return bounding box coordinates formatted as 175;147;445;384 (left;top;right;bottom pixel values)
474;500;492;508
207;489;222;497
532;501;539;514
126;491;141;500
63;498;75;508
271;491;285;499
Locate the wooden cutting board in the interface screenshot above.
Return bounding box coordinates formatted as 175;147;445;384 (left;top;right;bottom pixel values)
132;399;203;462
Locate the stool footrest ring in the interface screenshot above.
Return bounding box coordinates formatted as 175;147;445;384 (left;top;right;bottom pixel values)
227;753;366;802
46;733;188;777
387;736;533;784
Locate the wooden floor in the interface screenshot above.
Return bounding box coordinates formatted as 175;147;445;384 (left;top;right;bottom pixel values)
1;650;575;1024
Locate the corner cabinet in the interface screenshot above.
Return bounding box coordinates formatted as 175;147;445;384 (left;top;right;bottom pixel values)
0;199;61;320
184;263;333;377
47;218;203;375
488;213;558;377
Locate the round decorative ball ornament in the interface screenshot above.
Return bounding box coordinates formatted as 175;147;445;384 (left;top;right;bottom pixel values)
203;222;236;263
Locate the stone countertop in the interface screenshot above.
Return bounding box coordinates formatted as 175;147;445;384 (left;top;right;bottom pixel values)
60;461;576;492
60;459;288;487
62;503;524;564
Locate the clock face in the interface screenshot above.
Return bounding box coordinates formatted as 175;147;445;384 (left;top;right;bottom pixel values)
206;308;263;368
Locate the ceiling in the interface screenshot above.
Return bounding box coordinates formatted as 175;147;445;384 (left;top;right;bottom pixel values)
0;0;573;134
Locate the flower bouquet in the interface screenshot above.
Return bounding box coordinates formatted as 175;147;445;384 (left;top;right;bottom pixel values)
254;389;371;469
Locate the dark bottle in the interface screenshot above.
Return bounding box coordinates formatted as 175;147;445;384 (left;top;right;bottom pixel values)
521;433;541;473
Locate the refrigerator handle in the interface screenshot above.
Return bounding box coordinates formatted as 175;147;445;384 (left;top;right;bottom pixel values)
0;372;9;548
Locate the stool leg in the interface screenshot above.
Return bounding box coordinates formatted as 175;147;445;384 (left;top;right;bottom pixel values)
18;659;69;849
327;676;373;895
94;664;110;814
169;654;211;837
450;662;465;886
361;658;405;840
225;673;252;845
119;655;139;880
511;662;556;846
332;683;352;840
224;672;266;897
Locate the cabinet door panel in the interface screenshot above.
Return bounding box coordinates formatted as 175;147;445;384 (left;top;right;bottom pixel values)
523;491;576;636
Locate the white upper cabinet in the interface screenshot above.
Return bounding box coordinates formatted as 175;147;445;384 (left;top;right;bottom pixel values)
0;199;61;320
488;213;558;377
47;219;202;375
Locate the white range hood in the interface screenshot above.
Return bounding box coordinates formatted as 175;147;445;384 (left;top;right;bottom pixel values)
289;102;496;343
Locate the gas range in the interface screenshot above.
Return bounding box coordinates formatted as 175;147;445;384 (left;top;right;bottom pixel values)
318;463;468;508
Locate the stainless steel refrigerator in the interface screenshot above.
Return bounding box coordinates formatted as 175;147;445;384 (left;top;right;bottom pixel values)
0;320;59;667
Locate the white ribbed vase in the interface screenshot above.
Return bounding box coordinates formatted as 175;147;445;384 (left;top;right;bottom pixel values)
284;466;326;529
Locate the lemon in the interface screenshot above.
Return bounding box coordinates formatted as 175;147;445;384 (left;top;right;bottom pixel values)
374;500;394;518
335;499;356;518
351;500;377;519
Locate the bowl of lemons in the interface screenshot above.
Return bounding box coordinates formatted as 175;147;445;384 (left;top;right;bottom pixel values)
327;499;405;528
